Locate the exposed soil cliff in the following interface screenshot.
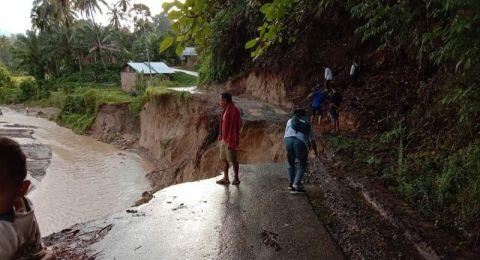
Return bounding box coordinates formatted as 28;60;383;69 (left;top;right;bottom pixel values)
215;70;359;134
138;92;287;190
87;103;139;149
87;92;288;191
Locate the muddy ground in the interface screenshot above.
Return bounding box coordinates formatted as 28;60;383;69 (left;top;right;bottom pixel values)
304;138;479;259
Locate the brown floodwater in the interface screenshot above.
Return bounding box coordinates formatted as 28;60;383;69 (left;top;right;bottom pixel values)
0;107;152;235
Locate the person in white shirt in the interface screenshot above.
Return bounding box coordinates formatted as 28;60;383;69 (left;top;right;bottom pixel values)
324;67;333;88
283;109;318;194
349;59;359;81
0;137;55;260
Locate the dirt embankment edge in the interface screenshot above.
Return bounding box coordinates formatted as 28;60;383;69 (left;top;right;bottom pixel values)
87;92;287;191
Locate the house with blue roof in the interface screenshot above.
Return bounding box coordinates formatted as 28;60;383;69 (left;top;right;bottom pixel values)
121;62;175;92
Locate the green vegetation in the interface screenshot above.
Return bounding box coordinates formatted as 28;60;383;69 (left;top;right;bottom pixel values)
0;63;194;133
0;64;13;87
0;0;180;80
0;0;199;133
161;1;260;83
327;127;480;235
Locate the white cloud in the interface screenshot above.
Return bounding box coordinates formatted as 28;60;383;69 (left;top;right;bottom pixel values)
0;0;174;35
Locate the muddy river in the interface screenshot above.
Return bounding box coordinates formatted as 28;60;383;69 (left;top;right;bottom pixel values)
0;107;152;235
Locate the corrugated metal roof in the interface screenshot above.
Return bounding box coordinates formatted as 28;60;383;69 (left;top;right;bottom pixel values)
148;62;175;74
181;47;197;56
127;62;175;74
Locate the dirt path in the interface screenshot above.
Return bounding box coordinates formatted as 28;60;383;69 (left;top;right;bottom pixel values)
172;68;199;77
44;164;344;260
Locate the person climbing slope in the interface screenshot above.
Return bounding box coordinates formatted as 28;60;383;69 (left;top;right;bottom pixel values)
349;59;359;81
308;84;328;126
324;66;333;88
216;92;243;186
328;88;342;133
284;109;318;194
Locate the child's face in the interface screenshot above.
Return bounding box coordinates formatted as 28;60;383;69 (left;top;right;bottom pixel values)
0;180;30;211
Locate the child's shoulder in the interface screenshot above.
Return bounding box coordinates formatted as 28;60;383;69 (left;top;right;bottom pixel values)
0;219;20;259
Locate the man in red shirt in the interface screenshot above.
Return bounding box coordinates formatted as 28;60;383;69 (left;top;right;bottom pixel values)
216;93;243;185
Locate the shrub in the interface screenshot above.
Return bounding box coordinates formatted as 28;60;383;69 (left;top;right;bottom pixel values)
129;94;148;113
0;87;21;104
59;114;95;134
18;79;38;102
61;95;86;115
170;72;197;86
436;143;480;227
83;89;98;114
0;65;13;87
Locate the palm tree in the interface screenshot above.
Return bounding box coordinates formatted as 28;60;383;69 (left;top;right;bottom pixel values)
43;25;78;74
78;22;119;69
117;0;130;12
108;5;125;30
31;0;76;31
130;3;151;24
73;0;108;69
14;31;46;79
130;3;153;80
73;0;107;19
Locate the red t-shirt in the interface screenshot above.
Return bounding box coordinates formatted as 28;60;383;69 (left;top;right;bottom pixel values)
219;103;242;149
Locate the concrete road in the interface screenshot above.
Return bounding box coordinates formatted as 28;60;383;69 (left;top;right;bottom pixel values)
74;164;344;259
172;68;199;77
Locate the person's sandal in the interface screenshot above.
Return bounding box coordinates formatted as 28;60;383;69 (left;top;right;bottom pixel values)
216;179;230;185
231;179;241;185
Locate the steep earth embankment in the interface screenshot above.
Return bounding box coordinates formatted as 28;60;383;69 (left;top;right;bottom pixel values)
212;70;359;133
87;102;140;149
88;91;288;191
139;92;288;190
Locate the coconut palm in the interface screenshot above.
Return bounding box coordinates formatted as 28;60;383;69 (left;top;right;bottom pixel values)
130;3;151;23
77;21;119;69
43;25;78;74
14;31;47;79
117;0;130;12
31;0;76;31
74;0;107;19
108;5;125;30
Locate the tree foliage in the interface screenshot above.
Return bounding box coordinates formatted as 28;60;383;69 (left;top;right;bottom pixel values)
5;0;180;80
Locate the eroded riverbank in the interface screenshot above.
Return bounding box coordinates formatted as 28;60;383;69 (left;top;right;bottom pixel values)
0;107;153;235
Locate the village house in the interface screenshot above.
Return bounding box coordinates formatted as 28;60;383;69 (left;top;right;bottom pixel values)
121;62;175;92
180;47;198;67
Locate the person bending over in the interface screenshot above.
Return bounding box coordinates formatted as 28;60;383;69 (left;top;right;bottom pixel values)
284;109;318;194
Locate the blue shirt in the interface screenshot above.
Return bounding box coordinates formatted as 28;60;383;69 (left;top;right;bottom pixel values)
284;119;315;147
312;90;326;108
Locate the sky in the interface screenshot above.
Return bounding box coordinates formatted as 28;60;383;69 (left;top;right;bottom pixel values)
0;0;173;36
